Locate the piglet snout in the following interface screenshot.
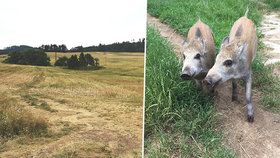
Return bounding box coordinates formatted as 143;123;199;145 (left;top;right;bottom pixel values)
203;77;213;86
181;71;193;80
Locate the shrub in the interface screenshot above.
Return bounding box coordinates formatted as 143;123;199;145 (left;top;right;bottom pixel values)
85;53;100;67
66;53;100;69
3;49;51;66
0;96;48;137
85;53;95;66
67;55;80;69
78;52;87;67
54;56;68;66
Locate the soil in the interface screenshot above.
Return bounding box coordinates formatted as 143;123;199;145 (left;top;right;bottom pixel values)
148;14;280;158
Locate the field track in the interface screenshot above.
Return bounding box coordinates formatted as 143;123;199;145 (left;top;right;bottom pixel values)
148;14;280;158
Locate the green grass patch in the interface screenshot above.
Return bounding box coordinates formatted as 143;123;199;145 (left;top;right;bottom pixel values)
145;27;235;157
38;102;56;112
21;94;56;112
253;56;280;112
264;0;280;10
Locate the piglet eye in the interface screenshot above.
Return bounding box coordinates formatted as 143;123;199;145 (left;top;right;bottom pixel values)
194;53;201;60
183;54;186;60
223;59;233;67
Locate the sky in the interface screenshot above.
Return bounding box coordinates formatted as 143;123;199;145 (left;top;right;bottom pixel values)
0;0;146;49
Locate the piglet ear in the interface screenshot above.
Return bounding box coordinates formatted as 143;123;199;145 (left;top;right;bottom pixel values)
194;37;206;55
237;42;248;59
235;25;243;37
195;28;202;39
221;36;230;47
200;38;206;54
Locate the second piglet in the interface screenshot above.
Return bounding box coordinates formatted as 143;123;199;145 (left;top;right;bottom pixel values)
181;19;216;90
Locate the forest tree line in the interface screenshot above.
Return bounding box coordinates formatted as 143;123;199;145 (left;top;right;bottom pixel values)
0;39;145;54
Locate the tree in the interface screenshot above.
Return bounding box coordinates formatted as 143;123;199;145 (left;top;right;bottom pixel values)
67;55;80;69
68;39;145;53
39;44;68;52
70;46;83;52
3;49;50;66
59;44;67;52
44;45;50;51
3;52;23;64
54;56;68;66
78;52;87;67
85;54;95;66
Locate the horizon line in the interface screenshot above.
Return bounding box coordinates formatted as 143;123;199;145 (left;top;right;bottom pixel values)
0;38;146;50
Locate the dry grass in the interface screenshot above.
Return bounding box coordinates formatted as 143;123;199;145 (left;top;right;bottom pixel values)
0;94;48;138
0;52;144;157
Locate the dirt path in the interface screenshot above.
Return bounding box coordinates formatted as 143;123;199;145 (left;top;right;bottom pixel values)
148;14;280;158
260;12;280;65
147;14;185;56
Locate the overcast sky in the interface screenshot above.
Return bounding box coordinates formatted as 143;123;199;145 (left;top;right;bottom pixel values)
0;0;146;49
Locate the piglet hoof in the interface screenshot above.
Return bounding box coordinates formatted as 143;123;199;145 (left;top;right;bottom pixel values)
247;115;254;123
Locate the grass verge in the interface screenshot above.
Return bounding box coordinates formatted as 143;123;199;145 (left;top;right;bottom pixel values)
253;56;280;112
145;27;235;157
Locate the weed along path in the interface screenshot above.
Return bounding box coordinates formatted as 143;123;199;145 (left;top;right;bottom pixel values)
148;14;280;157
260;11;280;65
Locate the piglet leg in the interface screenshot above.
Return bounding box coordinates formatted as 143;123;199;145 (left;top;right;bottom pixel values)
245;71;254;122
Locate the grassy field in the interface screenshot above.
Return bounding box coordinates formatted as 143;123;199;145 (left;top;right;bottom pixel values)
0;52;144;157
146;0;280;157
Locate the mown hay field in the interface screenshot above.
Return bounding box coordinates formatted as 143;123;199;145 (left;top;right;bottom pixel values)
0;52;144;157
